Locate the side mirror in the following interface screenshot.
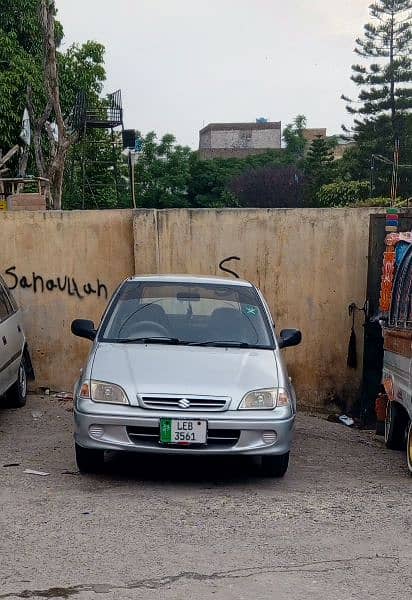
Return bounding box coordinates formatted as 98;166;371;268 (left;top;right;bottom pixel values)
71;319;96;341
279;328;302;349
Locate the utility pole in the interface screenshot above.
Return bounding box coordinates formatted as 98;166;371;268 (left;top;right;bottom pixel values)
128;150;136;208
390;138;400;205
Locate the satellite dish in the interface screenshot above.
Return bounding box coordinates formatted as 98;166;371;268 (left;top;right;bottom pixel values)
20;108;31;146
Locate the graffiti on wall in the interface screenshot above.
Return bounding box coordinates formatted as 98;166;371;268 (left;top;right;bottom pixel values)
219;256;241;279
3;266;108;300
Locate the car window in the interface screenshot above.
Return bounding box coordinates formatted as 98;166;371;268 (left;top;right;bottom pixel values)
390;246;412;328
0;283;12;322
101;281;274;347
399;253;412;326
0;275;18;312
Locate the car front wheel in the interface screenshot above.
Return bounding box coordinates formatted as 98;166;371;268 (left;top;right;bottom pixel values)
261;452;289;478
75;443;105;474
6;359;28;408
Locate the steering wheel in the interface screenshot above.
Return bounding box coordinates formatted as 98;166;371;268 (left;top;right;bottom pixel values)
122;320;170;339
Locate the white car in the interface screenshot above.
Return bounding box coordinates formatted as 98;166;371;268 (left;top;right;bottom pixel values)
72;275;301;477
0;275;34;407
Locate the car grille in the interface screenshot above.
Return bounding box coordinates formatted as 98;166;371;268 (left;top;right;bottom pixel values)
139;395;229;412
126;426;240;448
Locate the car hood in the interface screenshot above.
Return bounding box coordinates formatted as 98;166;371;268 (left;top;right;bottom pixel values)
91;343;278;406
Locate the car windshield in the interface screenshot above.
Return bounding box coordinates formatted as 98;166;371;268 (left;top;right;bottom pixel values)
100;281;274;348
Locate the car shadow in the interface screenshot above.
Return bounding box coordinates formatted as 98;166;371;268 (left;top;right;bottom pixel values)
100;451;266;486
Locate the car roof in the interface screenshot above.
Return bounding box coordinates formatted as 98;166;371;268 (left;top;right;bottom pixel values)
127;274;253;287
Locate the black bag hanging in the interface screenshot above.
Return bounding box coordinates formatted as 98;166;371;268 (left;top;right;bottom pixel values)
347;304;358;369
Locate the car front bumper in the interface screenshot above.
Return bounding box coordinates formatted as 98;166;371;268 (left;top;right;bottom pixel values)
74;398;295;456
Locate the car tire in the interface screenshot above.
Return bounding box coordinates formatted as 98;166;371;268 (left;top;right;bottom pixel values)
407;422;412;476
6;358;28;408
261;452;289;478
385;402;407;450
75;443;105;474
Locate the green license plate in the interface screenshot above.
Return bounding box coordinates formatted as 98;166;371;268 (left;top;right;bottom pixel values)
160;418;207;444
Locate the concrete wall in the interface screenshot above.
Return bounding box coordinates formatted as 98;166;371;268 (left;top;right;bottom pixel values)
199;122;282;159
1;210;135;391
2;207;380;408
198;148;280;160
210;128;281;150
134;209;378;409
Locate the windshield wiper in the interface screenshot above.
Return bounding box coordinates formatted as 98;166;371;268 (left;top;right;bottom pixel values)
116;336;184;345
188;340;255;348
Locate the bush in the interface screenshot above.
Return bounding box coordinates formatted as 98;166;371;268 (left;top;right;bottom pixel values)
348;197;391;207
348;197;409;208
229;165;307;208
317;180;370;207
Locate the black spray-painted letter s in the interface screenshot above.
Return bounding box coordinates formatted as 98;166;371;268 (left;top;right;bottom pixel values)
4;266;18;290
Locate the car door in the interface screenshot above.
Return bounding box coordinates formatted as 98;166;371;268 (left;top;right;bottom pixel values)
0;278;24;394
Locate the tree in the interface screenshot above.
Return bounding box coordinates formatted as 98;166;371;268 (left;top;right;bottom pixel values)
58;41;106;115
133;132;193;208
0;0;108;207
26;0;74;209
228;165;306;208
0;1;43;153
343;1;412;140
317;181;371;207
283;115;307;161
187;150;289;207
63;129;130;210
304;136;336;202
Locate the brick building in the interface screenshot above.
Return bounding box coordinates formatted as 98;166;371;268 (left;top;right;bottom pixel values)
302;128;327;144
199;121;282;159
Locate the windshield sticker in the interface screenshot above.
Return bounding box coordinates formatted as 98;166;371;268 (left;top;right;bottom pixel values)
243;304;259;317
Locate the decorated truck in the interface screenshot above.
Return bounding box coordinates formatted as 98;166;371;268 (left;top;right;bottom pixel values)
378;231;412;474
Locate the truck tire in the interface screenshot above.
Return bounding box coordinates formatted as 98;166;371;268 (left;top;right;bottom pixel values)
261;453;289;478
75;443;104;474
407;422;412;476
6;359;28;408
385;402;407;450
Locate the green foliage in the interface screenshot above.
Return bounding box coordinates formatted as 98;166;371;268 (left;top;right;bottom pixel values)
188;150;290;207
0;0;68;150
317;181;370;207
337;113;412;198
133;132;193;208
0;0;115;207
283;115;307;161
229;164;307;208
0;26;41;150
304;137;336;203
58;41;106;115
343;0;412;128
1;0;62;53
347;196;394;207
63;129;130;210
340;1;412;199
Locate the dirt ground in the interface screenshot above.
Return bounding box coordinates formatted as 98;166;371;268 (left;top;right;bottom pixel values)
0;394;411;600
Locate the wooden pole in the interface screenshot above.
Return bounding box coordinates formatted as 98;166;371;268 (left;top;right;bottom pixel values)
131;152;136;209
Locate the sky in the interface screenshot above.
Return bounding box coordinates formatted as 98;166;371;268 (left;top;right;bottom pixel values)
56;0;372;148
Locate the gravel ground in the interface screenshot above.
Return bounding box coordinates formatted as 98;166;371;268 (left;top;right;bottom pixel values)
0;394;411;600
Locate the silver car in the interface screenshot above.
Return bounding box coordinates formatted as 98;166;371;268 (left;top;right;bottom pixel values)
0;275;34;407
72;275;301;477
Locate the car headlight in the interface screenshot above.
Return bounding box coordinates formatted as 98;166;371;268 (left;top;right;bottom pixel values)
238;388;290;410
79;380;129;405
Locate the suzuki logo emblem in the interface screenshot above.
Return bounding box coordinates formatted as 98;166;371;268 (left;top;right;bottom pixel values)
179;398;191;409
